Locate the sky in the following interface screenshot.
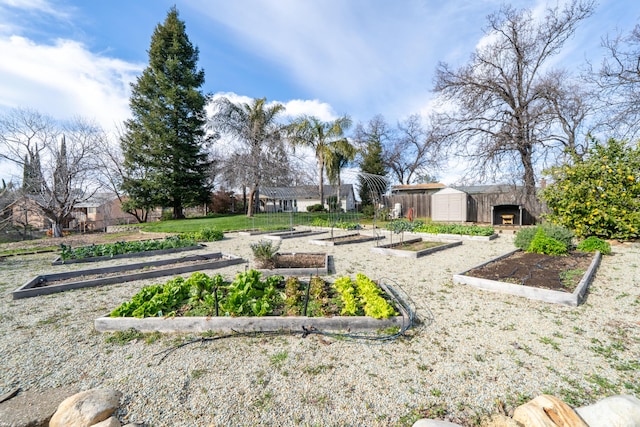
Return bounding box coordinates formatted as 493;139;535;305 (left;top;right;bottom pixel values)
1;0;639;185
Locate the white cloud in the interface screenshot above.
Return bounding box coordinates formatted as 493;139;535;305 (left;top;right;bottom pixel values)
0;35;141;131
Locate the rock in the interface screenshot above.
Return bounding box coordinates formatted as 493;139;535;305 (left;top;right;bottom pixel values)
481;414;521;427
93;417;122;427
49;388;122;427
512;394;587;427
575;395;640;427
0;386;78;427
412;420;463;427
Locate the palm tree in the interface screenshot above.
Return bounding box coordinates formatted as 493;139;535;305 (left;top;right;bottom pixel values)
210;97;285;217
287;115;352;208
325;138;356;212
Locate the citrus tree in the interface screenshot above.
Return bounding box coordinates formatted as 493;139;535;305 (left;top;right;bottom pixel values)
540;138;640;240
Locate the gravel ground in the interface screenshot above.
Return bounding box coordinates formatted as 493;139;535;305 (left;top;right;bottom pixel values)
0;229;638;426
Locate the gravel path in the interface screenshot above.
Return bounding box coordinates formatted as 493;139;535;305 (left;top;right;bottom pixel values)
0;230;638;426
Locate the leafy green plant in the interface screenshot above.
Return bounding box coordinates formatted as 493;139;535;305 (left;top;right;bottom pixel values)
179;227;224;242
577;236;612;255
527;228;569;255
355;274;398;319
284;277;304;315
219;270;283;316
333;276;360;316
515;223;574;251
59;236;199;261
250;239;280;269
332;275;397;319
386;219;495;237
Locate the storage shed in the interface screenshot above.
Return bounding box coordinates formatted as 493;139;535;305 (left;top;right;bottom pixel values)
431;188;470;222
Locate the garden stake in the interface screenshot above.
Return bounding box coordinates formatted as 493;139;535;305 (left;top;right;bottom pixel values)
303;274;312;316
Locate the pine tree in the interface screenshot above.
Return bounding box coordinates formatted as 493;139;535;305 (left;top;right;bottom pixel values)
121;6;211;220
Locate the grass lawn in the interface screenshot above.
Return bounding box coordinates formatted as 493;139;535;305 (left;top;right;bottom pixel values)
136;212;369;233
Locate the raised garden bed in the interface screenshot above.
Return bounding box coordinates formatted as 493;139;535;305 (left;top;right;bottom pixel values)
95;277;412;334
263;229;327;240
453;249;601;306
370;238;462;258
12;252;244;299
52;244;205;265
309;233;385;246
258;252;329;276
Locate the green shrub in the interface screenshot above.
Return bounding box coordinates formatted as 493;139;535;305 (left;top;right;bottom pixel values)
515;223;574;251
540;138;640;240
527;228;568;255
250;239;280;269
576;236;612;255
306;203;325;212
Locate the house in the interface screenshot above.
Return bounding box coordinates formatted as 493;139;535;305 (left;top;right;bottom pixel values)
258;184;356;212
9;196;51;230
70;193;136;231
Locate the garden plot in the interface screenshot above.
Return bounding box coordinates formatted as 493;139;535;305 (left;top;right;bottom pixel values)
370;237;462;258
453;249;601;306
13;252;244;299
95;274;414;334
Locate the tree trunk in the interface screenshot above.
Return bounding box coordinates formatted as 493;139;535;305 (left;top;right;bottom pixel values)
51;222;63;238
247;184;257;217
318;158;325;208
173;203;185;220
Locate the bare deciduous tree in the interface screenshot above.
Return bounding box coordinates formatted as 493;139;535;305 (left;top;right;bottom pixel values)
0;108;104;237
385;114;443;185
593;24;640;139
433;1;594;202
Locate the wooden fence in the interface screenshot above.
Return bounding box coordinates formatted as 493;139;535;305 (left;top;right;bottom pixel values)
383;194;432;218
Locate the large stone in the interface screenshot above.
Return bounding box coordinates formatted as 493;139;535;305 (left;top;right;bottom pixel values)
513;394;587;427
93;417;121;427
575;395;640;427
0;386;78;427
412;420;463;427
49;388;122;427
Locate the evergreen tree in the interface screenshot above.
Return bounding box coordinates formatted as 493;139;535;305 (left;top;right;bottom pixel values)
352;118;389;208
121;6;211;220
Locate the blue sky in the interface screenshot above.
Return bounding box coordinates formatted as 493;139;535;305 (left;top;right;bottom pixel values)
1;0;639;184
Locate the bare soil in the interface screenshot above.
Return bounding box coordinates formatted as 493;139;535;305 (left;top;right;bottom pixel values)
464;250;595;292
386;240;446;251
273;253;325;268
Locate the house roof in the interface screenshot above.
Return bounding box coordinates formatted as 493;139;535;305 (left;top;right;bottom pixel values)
453;184;522;194
391;183;446;193
259;184;354;200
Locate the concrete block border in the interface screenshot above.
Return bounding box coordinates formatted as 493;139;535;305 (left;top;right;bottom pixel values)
13;252;245;300
51;244;206;265
452;250;602;306
309;233;385;246
370;238;462;258
263;230;327;240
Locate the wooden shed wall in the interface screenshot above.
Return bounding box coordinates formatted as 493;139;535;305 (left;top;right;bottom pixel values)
383;194;432;218
384;190;546;223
